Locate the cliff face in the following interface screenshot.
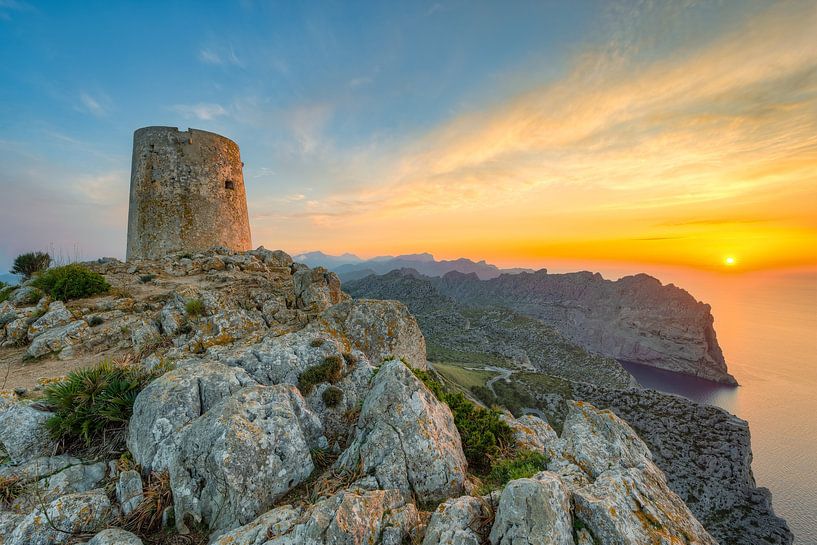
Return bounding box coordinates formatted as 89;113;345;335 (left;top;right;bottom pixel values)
564;385;793;545
345;269;637;389
433;269;736;385
0;248;727;545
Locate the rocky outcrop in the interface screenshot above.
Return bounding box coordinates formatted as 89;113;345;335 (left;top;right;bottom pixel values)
6;489;114;545
338;359;467;502
345;270;635;388
489;473;573;545
0;403;54;464
169;384;326;534
433;270;735;384
566;384;793;545
422;496;487;545
87;529;144;545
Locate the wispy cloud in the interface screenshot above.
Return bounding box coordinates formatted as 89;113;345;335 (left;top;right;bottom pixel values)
0;0;33;20
76;92;110;117
198;45;244;67
170;102;228;121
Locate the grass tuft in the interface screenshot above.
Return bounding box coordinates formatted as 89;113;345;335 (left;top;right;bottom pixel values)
184;298;205;317
321;385;344;407
298;356;343;395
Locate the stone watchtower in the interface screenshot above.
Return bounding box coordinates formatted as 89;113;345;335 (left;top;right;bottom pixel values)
126;126;252;260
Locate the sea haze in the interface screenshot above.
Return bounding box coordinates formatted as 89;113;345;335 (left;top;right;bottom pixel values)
622;270;817;545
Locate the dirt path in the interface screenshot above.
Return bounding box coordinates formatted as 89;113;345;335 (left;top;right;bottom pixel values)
0;347;126;392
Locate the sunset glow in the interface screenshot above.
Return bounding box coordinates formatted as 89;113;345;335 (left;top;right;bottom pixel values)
0;1;815;275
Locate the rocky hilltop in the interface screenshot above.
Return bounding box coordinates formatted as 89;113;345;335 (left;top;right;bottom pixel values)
354;268;735;385
0;248;783;544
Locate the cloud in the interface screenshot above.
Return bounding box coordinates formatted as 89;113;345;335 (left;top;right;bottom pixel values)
76;92;110;117
198;45;244;67
170;103;228;120
305;1;817;223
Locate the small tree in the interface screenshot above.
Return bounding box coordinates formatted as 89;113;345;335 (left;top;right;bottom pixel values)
11;252;51;279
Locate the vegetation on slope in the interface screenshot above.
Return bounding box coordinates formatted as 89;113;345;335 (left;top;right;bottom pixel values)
31;263;110;301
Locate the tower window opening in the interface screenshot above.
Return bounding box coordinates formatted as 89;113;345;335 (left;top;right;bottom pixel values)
225;180;235;190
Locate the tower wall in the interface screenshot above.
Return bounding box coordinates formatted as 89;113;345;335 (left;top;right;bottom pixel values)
126;126;252;260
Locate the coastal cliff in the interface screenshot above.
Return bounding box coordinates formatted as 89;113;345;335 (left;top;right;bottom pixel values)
398;268;736;385
0;248;782;544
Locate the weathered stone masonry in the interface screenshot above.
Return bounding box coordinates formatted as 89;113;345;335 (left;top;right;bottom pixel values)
126;126;252;260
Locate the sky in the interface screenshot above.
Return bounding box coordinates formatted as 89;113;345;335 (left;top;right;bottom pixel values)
1;0;816;276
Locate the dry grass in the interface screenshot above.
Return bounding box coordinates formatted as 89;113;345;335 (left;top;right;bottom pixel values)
0;474;25;506
122;471;173;538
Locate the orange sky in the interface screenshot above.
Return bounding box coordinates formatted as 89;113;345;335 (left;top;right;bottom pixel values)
246;1;817;273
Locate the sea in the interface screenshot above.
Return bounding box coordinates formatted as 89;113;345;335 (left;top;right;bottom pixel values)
616;270;817;544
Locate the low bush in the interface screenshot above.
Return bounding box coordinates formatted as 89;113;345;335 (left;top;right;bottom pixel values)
309;338;325;348
471;385;497;407
11;251;51;279
139;274;156;283
412;368;515;474
185;298;205;317
322;385;344;407
88;315;104;327
31;264;109;301
42;358;168;453
0;285;14;303
299;356;343;394
481;449;549;492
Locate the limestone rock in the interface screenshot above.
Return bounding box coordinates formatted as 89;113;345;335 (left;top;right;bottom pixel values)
130;319;161;351
3;318;29;347
6;489;114;545
0;301;17;327
319;299;428;370
8;286;42;306
502;414;558;454
11;461;107;513
337;359;467;502
422;495;487;545
488;473;573;545
127;359;257;471
0;403;54;464
0;454;81;483
293;266;347;312
27;301;73;340
557;400;652;479
211;505;303;545
252;488;418;545
116;469;144;515
573;463;717;545
26;320;88;359
87;529;144;545
169;384;326;534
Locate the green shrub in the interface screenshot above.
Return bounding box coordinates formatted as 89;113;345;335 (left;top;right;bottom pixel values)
0;286;15;303
42;358;168;451
139;274;156;283
481;449;549;491
88;315;104;327
185;298;205;317
322;385;344;407
470;385;497;407
11;252;51;279
31;264;109;301
309;338;325;348
412;368;515;474
299;356;343;394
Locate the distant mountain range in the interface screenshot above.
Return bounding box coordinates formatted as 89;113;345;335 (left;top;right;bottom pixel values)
292;251;533;281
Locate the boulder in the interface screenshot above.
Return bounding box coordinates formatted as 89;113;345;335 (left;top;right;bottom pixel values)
573;463;717;545
8;286;42;306
127;359;257;471
293;266;346;312
87;529;143;545
501;414;558;454
0;403;54;464
26;320;88;359
6;489;114;545
488;473;573;545
27;301;73;340
422;495;487;545
11;461;107;513
318;299;428;370
337;359;467;502
557;400;652;479
242;488;418;545
0;454;81;483
116;469;144;515
211;505;303;545
3;318;29;347
0;301;17;326
169;384;326;534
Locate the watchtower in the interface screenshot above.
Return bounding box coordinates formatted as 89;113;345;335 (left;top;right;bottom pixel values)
125;126;252;260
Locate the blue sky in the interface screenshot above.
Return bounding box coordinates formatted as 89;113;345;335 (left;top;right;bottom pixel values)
1;1;815;273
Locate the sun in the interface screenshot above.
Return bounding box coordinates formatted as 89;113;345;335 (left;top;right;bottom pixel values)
724;256;736;266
